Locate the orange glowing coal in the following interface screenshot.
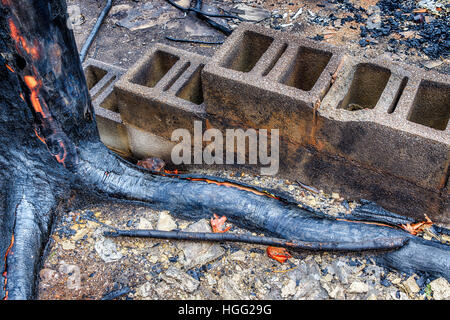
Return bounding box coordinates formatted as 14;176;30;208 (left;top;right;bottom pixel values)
2;234;14;300
54;140;68;165
6;15;74;169
5;64;14;73
24;75;45;116
9;19;39;60
187;178;279;200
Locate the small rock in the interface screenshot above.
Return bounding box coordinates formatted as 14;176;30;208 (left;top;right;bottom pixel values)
94;238;123;263
333;259;350;284
403;276;420;295
294;278;328;300
154;282;171;298
329;285;345;299
390;276;402;285
137;282;153;298
367;293;377;300
322;273;333;282
429;278;450;300
178;219;224;267
235;4;270;21
366;13;381;30
72;228;89;241
230;250;247;263
39;268;59;285
156;211;177;231
205;274;217;286
161;266;200;293
137;217;153;230
423;60;443;69
281;279;297;298
61;241;75;250
349;281;369;293
217;274;244;299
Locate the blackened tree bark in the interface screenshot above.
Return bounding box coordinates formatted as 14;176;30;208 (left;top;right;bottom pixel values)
0;0;448;300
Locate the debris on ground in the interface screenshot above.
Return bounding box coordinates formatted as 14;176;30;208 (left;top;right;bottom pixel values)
38;169;450;300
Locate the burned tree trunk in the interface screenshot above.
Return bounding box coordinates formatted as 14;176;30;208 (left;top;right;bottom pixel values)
0;0;449;300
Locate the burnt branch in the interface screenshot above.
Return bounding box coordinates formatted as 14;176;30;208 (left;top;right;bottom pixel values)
105;228;409;252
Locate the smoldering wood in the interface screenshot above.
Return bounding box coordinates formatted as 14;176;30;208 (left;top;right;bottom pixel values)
0;0;448;300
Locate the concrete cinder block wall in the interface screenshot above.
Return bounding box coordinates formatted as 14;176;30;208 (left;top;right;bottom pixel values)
202;23;449;223
114;44;207;141
83;59;176;161
83;59;131;157
84;24;449;223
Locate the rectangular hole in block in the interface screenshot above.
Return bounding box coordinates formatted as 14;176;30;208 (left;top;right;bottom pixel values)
92;75;117;100
262;43;288;77
163;62;191;91
176;64;205;105
222;31;274;73
131;50;179;87
99;90;119;113
85;65;107;90
388;77;409;114
408;80;450;130
339;63;391;111
281;47;332;92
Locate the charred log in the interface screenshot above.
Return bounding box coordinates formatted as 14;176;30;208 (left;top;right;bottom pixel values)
0;0;449;300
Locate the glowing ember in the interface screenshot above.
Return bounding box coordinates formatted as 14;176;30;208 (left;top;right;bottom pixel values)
5;15;77;168
2;234;14;300
266;246;292;264
5;64;14;73
210;214;231;233
401;214;433;235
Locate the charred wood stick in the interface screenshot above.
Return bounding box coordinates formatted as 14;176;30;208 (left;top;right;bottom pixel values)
166;0;243;21
79;0;112;62
193;0;232;35
350;200;416;226
166;0;233;35
104;229;409;252
101;286;131;300
165;36;224;44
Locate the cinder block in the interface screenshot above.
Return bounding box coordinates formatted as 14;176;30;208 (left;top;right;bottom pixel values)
83;59;131;157
84;58;178;161
115;44;207;141
202;23;449;222
83;29;449;222
83;59;125;102
318;57;450;192
202;23;343;145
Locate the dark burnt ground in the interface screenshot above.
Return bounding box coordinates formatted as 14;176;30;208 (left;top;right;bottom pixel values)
67;0;449;74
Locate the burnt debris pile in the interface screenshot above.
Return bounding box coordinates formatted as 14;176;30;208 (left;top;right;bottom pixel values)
316;0;449;59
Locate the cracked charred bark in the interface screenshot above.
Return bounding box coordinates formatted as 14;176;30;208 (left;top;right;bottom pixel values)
0;0;449;300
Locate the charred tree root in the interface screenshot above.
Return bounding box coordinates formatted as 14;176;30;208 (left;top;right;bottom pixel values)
0;0;449;300
76;146;450;283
